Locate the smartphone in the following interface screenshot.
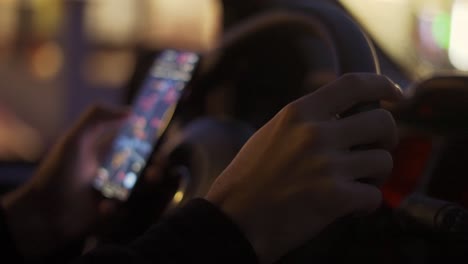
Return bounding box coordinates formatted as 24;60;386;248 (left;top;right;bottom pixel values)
93;50;200;201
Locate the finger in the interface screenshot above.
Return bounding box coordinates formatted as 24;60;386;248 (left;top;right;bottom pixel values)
294;155;329;177
381;100;398;111
77;119;126;183
98;200;119;217
144;153;167;183
333;149;393;187
91;120;128;161
68;104;130;139
297;73;403;121
340;182;383;214
323;109;398;150
303;71;337;91
144;164;164;183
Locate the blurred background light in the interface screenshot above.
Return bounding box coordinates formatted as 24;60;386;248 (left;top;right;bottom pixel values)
449;0;468;71
1;0;467;163
83;50;136;88
30;41;64;80
341;0;468;79
415;3;453;72
0;0;225;162
140;0;222;52
432;12;451;50
0;0;18;61
30;0;63;40
172;190;184;204
340;0;416;75
84;0;138;47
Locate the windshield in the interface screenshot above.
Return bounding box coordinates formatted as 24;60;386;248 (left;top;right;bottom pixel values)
340;0;468;80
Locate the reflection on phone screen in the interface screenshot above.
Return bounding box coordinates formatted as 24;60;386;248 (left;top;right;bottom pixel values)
94;50;199;200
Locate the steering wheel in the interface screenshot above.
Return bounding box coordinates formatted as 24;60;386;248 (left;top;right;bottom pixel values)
163;0;381;206
141;2;387;262
102;0;387;257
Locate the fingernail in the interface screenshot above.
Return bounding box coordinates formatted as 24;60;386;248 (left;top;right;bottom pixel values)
384;76;404;97
395;84;404;97
390;80;404;98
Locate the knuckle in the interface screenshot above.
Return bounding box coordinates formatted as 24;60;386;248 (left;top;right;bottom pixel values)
374;109;398;147
341;74;393;100
341;73;377;87
328;175;343;193
340;73;364;85
311;123;337;150
375;74;392;84
340;74;365;95
376;75;397;90
375;108;394;120
77;105;101;124
376;150;394;174
294;123;320;148
320;154;333;173
307;152;333;178
280;102;302;123
369;109;396;129
321;154;339;179
89;104;103;113
86;104;104;117
375;75;402;100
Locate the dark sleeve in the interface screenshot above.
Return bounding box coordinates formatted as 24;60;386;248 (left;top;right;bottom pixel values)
77;198;258;264
0;205;23;263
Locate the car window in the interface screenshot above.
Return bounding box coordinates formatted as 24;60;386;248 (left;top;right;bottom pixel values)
341;0;468;79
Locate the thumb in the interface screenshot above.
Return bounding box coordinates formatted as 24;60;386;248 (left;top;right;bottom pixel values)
66;104;130;143
92;119;128;162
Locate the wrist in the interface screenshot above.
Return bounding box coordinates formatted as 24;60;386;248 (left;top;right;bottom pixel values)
1;185;63;260
205;192;273;264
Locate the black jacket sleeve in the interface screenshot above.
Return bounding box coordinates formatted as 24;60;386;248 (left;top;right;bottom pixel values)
76;199;259;264
0;205;23;263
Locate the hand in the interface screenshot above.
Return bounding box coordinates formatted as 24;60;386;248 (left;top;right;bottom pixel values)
205;74;403;263
1;105;128;259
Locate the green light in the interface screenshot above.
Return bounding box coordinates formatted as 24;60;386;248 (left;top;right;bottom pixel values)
432;12;452;50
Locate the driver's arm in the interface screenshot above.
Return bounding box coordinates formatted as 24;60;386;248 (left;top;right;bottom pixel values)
77;199;258;264
77;74;401;264
0;206;23;263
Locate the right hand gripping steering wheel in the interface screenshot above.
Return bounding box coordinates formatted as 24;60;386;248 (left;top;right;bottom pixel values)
167;0;383;204
162;1;384;262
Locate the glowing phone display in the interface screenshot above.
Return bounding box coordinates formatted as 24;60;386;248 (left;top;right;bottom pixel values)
93;50;200;200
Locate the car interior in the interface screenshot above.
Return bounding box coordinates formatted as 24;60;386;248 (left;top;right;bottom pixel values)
0;0;466;262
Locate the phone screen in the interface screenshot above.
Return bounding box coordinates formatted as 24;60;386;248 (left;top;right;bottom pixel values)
93;50;200;200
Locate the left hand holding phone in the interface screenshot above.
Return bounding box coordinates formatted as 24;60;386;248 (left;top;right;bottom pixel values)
1;105;129;261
